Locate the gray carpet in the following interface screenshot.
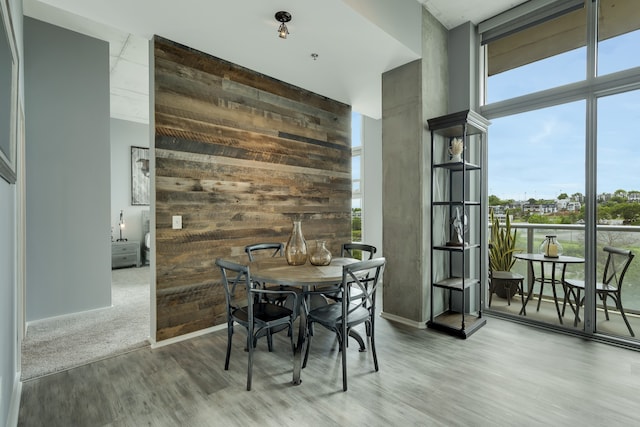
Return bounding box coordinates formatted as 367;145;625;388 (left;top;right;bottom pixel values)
21;266;151;381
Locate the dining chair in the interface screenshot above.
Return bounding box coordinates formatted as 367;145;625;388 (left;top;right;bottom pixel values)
562;246;635;336
215;258;298;390
302;257;386;391
245;242;284;262
245;242;300;309
317;243;377;303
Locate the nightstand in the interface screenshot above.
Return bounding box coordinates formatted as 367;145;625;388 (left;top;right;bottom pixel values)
112;240;141;269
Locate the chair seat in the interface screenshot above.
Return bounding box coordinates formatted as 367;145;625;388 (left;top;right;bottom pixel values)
565;279;617;293
308;302;369;327
232;303;294;324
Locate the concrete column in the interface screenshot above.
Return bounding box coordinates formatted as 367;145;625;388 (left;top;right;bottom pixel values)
381;8;448;326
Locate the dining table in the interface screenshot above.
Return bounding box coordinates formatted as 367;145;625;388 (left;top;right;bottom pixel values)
514;253;585;324
247;256;360;386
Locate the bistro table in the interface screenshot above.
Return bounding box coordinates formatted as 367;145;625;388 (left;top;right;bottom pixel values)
514;253;585;324
248;256;360;386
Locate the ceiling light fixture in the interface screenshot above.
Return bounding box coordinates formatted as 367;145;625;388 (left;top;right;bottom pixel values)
275;11;291;39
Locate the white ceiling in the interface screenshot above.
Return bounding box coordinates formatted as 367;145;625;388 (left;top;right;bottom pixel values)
24;0;527;124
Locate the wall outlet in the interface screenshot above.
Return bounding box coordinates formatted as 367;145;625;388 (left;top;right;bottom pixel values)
172;215;182;229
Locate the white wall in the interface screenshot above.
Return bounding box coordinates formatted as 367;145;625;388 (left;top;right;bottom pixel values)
1;1;22;425
110;118;150;247
24;18;111;321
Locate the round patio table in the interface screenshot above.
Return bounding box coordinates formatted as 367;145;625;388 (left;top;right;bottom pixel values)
514;253;585;324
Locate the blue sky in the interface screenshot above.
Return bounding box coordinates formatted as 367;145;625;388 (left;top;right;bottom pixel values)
487;30;640;201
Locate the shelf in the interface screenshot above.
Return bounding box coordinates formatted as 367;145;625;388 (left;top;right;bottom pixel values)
433;277;479;290
427;311;487;339
433;161;480;171
432;243;480;251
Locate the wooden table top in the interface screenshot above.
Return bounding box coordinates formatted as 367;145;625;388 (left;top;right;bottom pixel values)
248;257;359;287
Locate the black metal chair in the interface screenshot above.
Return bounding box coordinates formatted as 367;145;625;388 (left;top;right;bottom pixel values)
302;257;386;391
562;246;635;336
245;242;299;310
341;243;377;261
215;258;298;390
317;243;377;302
245;242;284;262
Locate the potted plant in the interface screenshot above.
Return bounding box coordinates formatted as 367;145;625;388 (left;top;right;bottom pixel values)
489;209;521;300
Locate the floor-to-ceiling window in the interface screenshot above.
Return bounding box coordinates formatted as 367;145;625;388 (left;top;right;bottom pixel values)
482;0;640;344
352;111;362;242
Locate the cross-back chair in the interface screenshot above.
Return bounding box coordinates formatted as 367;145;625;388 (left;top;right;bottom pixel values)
215;258;298;390
302;257;386;391
563;246;635;336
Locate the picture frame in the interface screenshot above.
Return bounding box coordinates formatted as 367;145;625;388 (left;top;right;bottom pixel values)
0;0;18;184
131;146;149;205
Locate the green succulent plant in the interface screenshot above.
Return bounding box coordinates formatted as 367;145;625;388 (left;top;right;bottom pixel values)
489;209;519;272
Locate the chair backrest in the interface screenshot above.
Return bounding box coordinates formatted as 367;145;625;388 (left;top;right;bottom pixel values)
245;243;284;261
341;243;377;261
342;258;385;314
216;258;252;314
602;246;635;290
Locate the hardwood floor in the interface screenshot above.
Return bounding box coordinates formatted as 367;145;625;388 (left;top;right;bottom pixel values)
19;313;640;426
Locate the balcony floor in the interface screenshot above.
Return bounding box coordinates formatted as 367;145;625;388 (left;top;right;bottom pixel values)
487;292;640;340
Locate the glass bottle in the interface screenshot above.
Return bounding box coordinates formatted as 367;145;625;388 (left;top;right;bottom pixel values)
309;240;332;266
540;235;563;258
285;220;308;265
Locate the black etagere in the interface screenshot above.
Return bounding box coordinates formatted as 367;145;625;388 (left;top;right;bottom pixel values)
427;110;489;338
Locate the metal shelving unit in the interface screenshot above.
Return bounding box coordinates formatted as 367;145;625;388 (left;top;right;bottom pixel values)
427;110;489;338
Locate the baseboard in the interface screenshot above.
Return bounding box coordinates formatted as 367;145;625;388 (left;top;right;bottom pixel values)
380;311;426;329
150;324;226;349
26;305;113;332
6;372;21;427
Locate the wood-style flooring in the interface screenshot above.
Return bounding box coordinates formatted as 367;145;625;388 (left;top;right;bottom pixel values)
18;313;640;427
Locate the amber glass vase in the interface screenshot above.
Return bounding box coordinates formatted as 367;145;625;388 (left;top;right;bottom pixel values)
309;240;332;266
285;220;308;265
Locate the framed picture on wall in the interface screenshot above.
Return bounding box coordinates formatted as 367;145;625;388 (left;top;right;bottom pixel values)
131;146;149;205
0;0;18;184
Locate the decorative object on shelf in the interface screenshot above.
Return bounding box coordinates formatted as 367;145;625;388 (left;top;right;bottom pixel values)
117;210;127;242
285;220;307;265
540;235;562;258
275;11;292;39
309;240;332;266
448;137;464;163
446;206;467;246
131;146;149;206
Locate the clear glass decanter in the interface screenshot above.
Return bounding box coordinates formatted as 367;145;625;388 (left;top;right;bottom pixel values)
285;220;308;265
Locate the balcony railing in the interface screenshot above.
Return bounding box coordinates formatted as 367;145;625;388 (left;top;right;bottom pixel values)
497;223;640;314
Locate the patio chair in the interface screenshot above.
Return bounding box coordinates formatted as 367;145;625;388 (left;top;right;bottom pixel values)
215;258;298;390
563;246;635;336
302;257;386;391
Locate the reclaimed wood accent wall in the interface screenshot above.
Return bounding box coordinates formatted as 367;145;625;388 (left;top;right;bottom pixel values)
153;36;352;341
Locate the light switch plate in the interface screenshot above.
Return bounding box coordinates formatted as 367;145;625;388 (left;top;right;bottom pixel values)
172;215;182;229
